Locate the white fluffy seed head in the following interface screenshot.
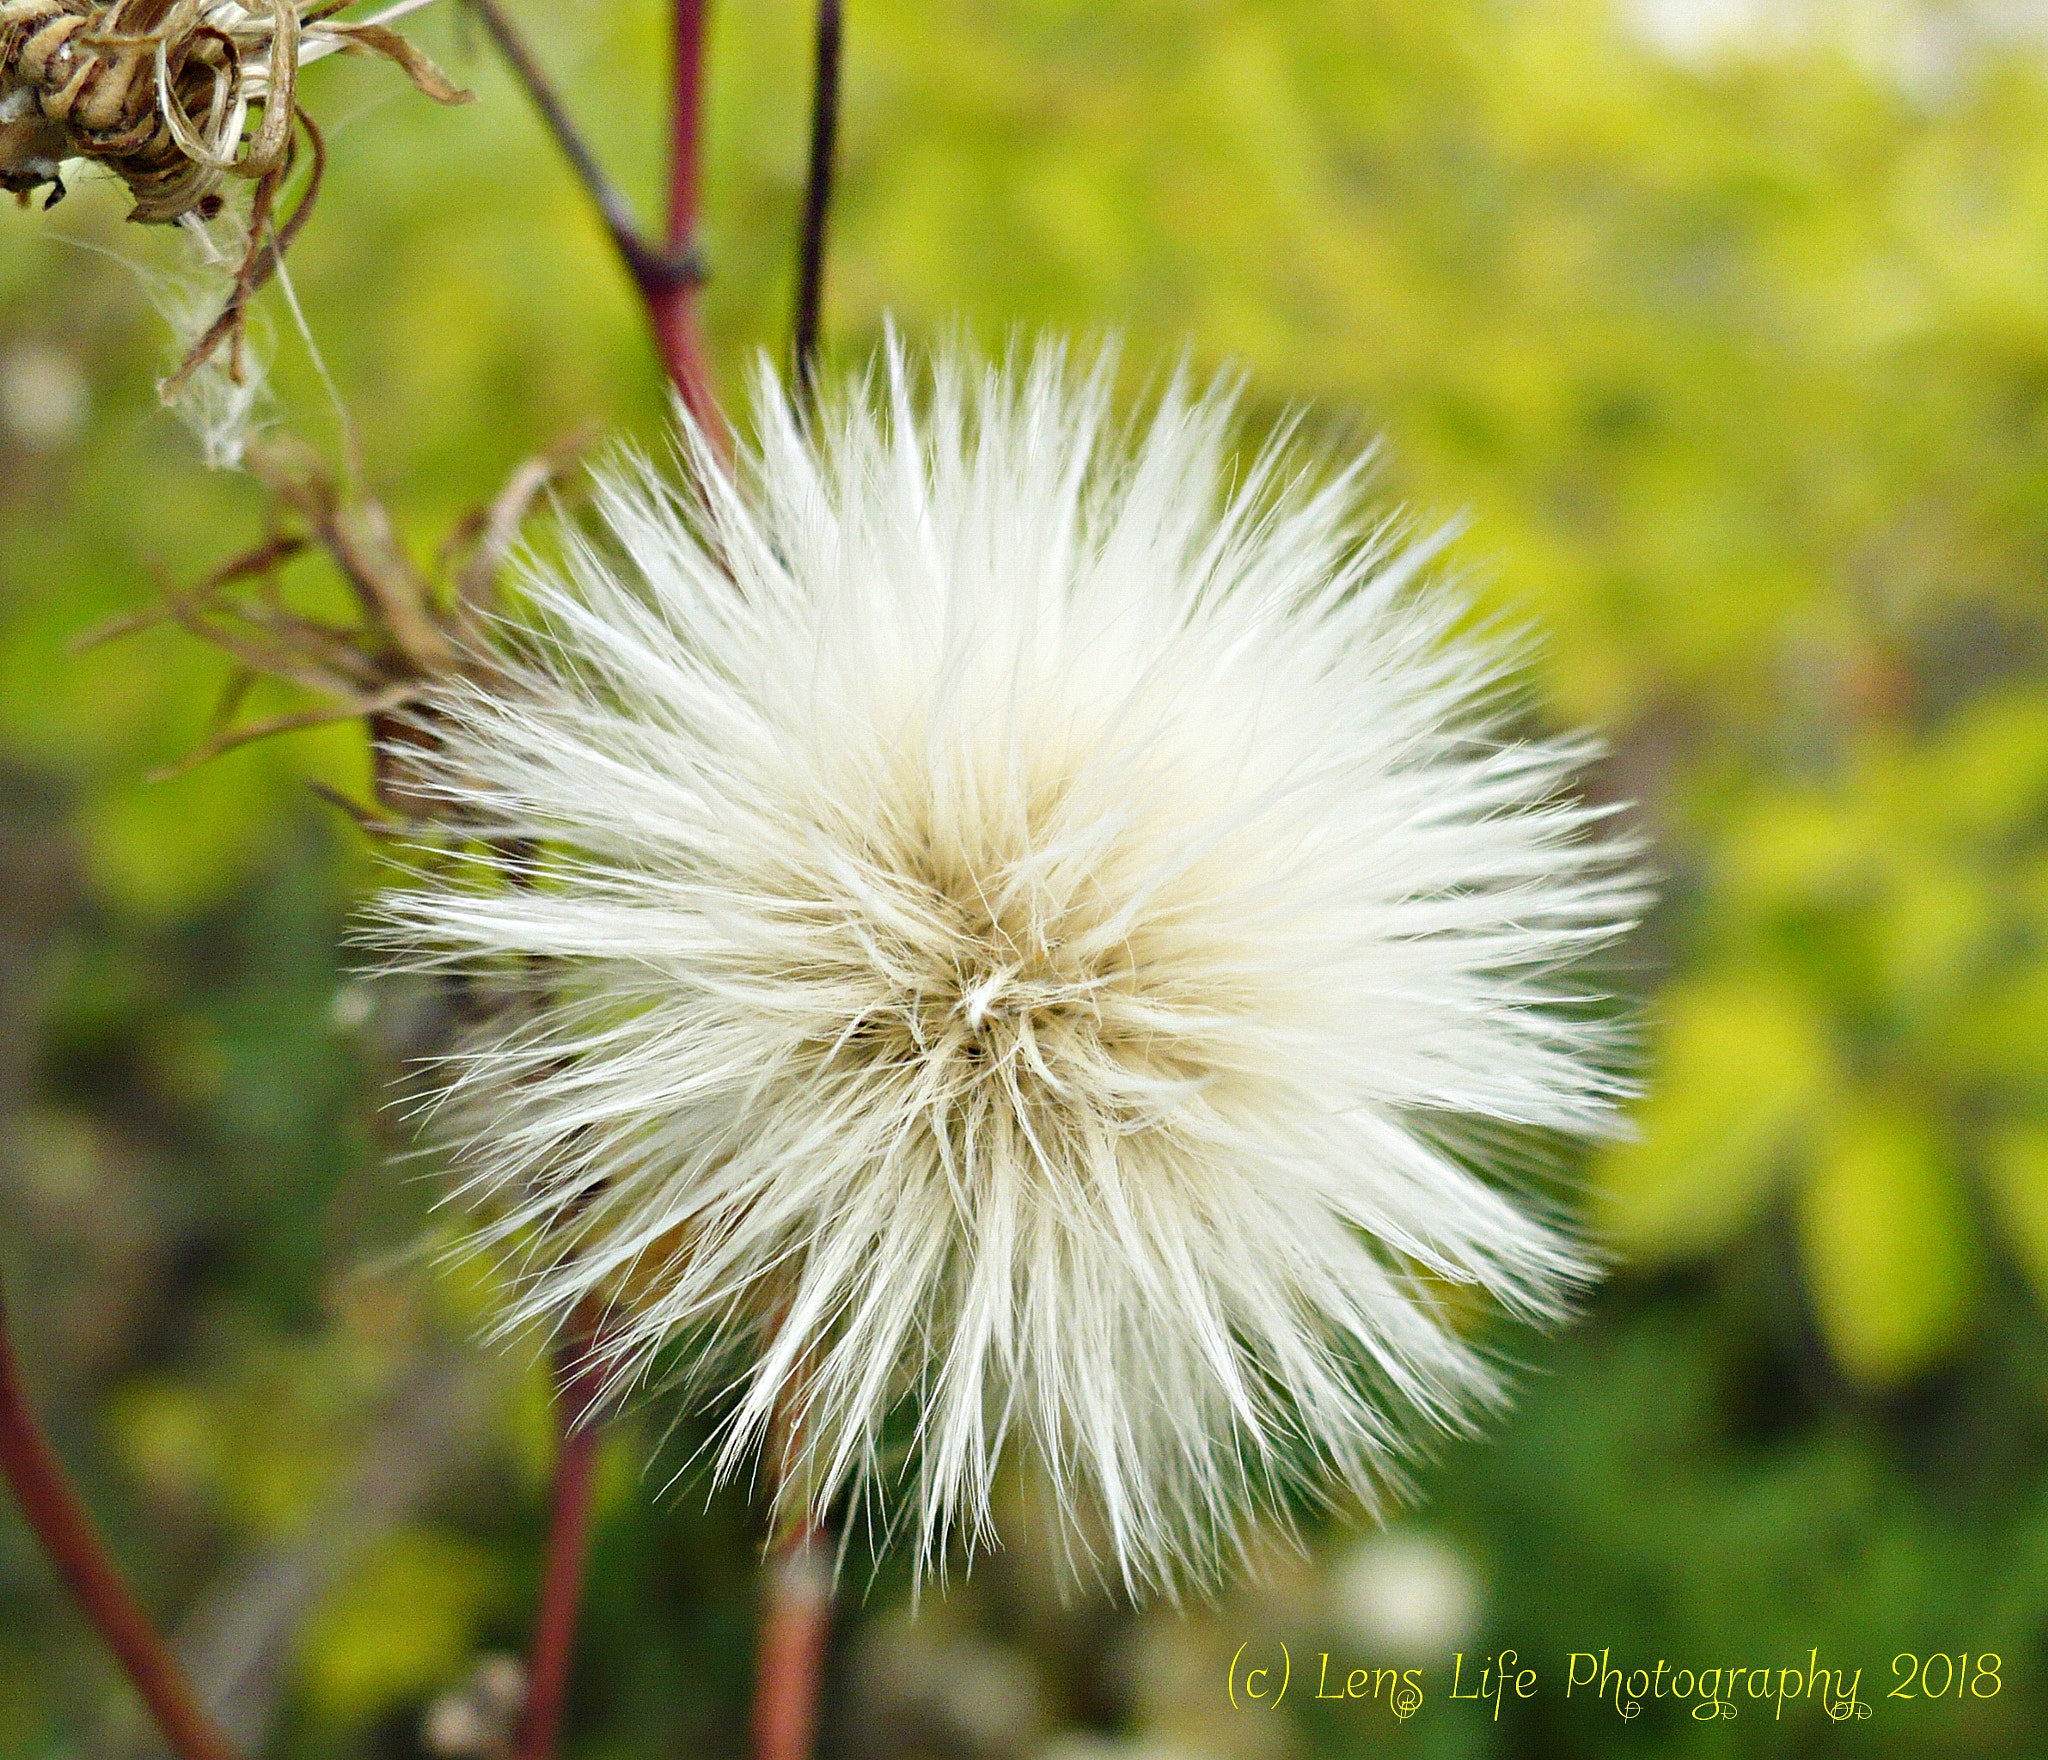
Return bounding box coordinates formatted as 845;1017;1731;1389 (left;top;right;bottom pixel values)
370;337;1645;1592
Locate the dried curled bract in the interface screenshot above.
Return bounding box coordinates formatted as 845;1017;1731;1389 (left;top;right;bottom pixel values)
0;0;467;220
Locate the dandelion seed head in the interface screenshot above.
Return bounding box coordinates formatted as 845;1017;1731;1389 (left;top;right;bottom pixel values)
371;337;1645;1590
0;337;86;447
1329;1528;1483;1657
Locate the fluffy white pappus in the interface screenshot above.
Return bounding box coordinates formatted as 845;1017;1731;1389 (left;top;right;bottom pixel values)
370;339;1645;1591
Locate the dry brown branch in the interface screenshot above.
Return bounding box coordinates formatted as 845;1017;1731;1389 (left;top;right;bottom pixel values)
2;5;471;401
145;678;418;780
91;436;588;803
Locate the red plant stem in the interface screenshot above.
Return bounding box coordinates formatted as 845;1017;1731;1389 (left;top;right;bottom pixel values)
512;1299;609;1760
467;0;720;444
0;1281;240;1760
750;1519;833;1760
653;0;727;448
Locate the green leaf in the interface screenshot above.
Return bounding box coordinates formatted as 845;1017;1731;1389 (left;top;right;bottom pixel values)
1932;954;2048;1090
1719;791;1874;913
1598;974;1833;1260
1919;691;2048;843
1872;848;1998;1013
109;1379;226;1508
1797;1100;1977;1386
299;1529;506;1727
1984;1123;2048;1311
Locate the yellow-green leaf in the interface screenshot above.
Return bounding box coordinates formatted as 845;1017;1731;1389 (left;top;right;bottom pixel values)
1984;1123;2048;1311
1719;792;1873;913
1598;974;1832;1260
1919;691;2048;842
299;1529;505;1727
1797;1101;1977;1386
109;1380;226;1507
1873;850;1997;1012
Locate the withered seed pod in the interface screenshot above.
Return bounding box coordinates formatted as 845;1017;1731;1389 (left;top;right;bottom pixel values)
0;1;464;222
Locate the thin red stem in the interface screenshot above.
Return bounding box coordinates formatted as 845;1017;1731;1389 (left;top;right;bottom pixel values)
750;1519;833;1760
485;30;734;1748
0;1281;241;1760
468;1;720;443
749;1368;834;1760
512;1298;609;1760
653;0;727;448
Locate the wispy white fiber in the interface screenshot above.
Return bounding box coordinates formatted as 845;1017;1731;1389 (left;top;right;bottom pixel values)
156;209;272;469
370;338;1645;1590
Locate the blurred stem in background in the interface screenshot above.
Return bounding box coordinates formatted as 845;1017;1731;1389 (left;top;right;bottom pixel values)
0;1277;244;1760
513;1299;607;1760
463;0;724;454
793;0;843;409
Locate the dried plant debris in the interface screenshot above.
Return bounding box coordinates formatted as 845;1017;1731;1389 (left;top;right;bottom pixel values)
76;431;587;817
2;3;469;402
0;2;466;218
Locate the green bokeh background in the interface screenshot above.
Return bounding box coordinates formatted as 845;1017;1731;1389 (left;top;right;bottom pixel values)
3;2;2047;1756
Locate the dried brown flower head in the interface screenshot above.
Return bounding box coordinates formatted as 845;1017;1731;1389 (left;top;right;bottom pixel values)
0;1;465;219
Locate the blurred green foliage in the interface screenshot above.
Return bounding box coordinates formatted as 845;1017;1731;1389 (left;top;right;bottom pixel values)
3;1;2048;1757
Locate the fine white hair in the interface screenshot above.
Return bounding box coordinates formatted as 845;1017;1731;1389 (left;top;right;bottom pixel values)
156;209;272;469
370;336;1644;1590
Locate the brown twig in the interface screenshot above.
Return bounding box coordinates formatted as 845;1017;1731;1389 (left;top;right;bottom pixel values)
791;0;843;413
161;109;330;401
0;1278;242;1760
511;1295;610;1760
145;682;421;783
